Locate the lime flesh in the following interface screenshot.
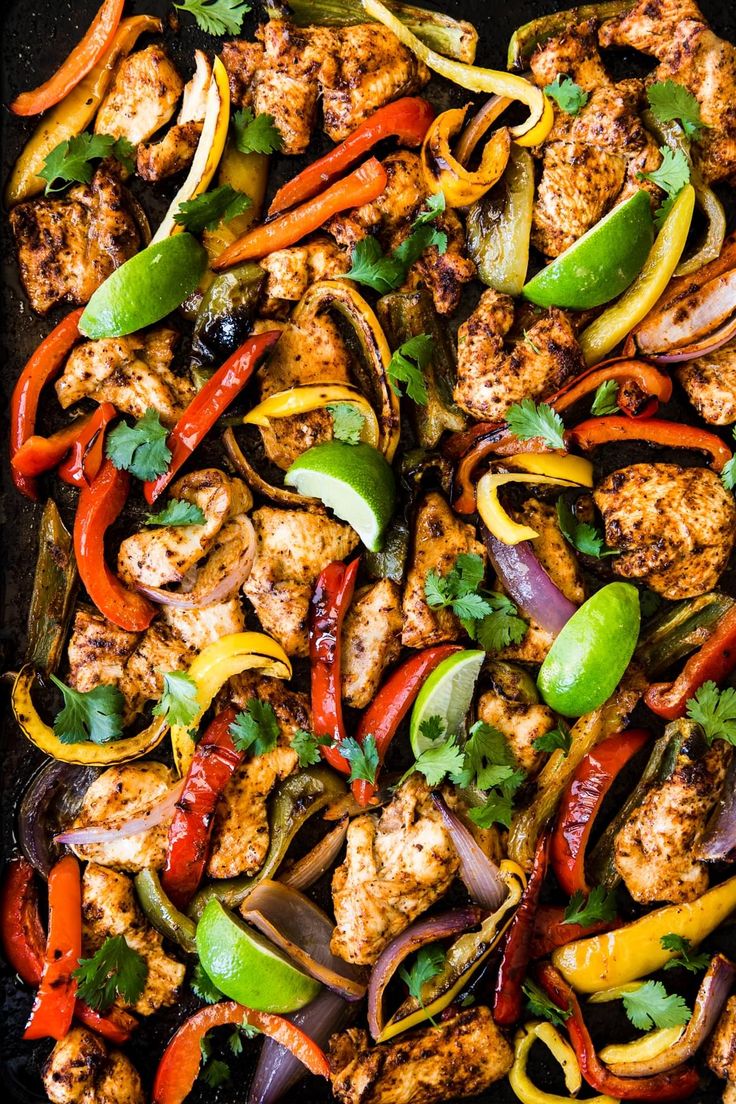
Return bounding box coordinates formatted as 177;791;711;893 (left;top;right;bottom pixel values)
196;899;320;1013
410;650;485;756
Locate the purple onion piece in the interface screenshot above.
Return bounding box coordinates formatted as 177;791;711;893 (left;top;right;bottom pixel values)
19;760;99;877
432;794;507;910
647;312;736;364
484;526;577;635
696;756;736;860
54;779;184;846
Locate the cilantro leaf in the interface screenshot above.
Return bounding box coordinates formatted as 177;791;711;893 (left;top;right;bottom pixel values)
418;714;447;745
73;935;147;1011
290;728;326;768
544;74;589;115
399;944;444;1006
462;720;516;789
106;408;171;482
412;192;446;226
400;733;466;789
328;402;365;445
392;223;448;268
201;1059;231;1089
174;0;249;35
590;379;620;417
39;134;135;194
387;334;432;405
50;675;125;745
191;962;225;1004
506;399;566;450
532;723;572;756
466;774;525;828
475;594;528;652
174;184;251;233
563;887;617;926
229;698;280;756
152;671;200;729
425;554;527;649
686;681;736;745
722;455;736;492
144;499;206;527
233;108;283;154
661;933;711;974
523;979;572;1027
556;497;615;559
648;80;705;139
622;980;691;1032
639;146;690;225
339;734;380;785
346;225;447;293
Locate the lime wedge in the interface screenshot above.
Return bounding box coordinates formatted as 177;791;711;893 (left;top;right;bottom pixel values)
196;899;320;1013
79;233;208;339
522;190;654;309
284;441;396;552
410;649;485;757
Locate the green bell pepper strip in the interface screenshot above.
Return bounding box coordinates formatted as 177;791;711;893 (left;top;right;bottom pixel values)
507;1;632;70
134;869;198;955
635;592;735;679
466;146;535;296
25;500;78;674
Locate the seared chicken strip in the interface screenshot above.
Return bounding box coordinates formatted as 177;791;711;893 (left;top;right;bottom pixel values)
676;341;736;425
161;599;245;652
70;763;175;873
95;45;183;147
243;507;359;656
82;863;185;1015
56;329;194;424
477;690;557;777
329;1007;513;1104
453;290;584;420
137;50;211;181
342;580;403;709
67;607;140;696
708;995;736;1094
331;776;459;965
118;622;193;719
43;1027;144;1104
594;463;736;599
222;39;264;109
9;167;141;315
259;238;350;316
402;492;486;650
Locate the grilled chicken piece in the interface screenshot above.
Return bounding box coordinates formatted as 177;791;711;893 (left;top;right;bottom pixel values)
43;1027;144;1104
600;0;736;184
69;763;174;873
342;580;403;709
222;39;264;108
453;290;584;420
329;1007;513;1104
477;690;557;776
331;776;459;965
259;238;350;315
708;996;736;1090
676;341;736;425
402;492;486;650
118;622;193;718
243;507;359;657
161;599;245;652
594;463;736;599
137;50;211;181
82;863;185;1015
404;207;476;317
95;45;183;147
615;735;729;904
56;329;194;424
9;167;141;315
206;674;306;878
67;608;140;695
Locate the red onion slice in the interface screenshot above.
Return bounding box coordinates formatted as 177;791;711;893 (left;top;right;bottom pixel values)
432;795;508;910
54;780;184;846
367;907;484;1040
279;819;348;892
19;761;100;877
637;269;736;354
648;314;736;364
484;526;577;635
134;516;256;608
696;757;736;860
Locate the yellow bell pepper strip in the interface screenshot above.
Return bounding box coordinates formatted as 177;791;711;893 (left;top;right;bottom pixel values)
552;873;736;993
588;982;645;1003
504;453;594;485
12;665;168;766
535;1022;583;1094
599;1027;684;1067
579;185;695;366
152;57;230;244
170;632;292;776
5;15;161;207
362;0;546;141
477;471;586;545
509;1021;620;1104
243;385;381;449
514;95;555;148
202;141;270;265
421;107;511;207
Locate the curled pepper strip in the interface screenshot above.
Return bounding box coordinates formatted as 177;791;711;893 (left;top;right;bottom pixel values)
547;359;673;420
421;107;511;207
23;856;81;1041
509;1020;618;1104
310;559;361;775
565;415;732;473
645;604;736;720
12;403;116;487
493;832;549;1026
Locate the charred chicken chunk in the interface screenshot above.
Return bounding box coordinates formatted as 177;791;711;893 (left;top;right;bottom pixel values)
329;1007;513;1104
137;50;211;181
259;238;350;315
708;995;736;1090
95;45;183;147
67;607;140;696
593;463;736;599
477;690;556;777
453;290;584;420
43;1027;144;1104
161;599;245;652
331;776;459;965
676;341;736;425
118;621;193;718
342;580;403;709
9;167;141;315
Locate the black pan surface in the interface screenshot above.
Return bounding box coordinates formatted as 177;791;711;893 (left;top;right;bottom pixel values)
2;1;736;1101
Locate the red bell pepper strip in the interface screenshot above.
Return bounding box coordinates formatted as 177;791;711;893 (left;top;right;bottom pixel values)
550;729;650;896
75;459;156;632
58;404;116;488
12;403;116;486
645;604;736;720
11;0;125;115
74;1003;138;1046
565;416;732;473
310;559;361;776
269;98;435;215
10;308;84;500
492;832;549;1027
546;358;673;420
535;962;701;1101
24;855;81;1041
161;708;242;910
352;644;462;806
529;904;621;960
144;330;281;504
152;1001;330;1104
212;158;389;269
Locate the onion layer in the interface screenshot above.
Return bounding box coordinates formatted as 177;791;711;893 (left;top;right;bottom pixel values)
19;760;100;877
696;756;736;860
484;526;577;635
54;779;184;847
432;795;508;910
279;818;348;891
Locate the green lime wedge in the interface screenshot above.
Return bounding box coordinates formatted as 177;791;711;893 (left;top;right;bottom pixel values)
410;649;485;757
284;441;396;552
79;233;207;339
196;899;320;1013
522;190;654;309
537;582;640;717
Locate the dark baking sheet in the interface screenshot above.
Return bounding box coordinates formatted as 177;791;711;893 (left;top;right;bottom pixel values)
2;1;736;1101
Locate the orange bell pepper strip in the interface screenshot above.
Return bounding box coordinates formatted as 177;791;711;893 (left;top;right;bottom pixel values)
547;359;673;420
11;0;125;116
212;157;388;268
645;604;736;720
565;415;732;472
12;403;116;486
23;856;81;1040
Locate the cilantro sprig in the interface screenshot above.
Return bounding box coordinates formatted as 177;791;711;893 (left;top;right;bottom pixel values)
661;933;711;974
50;676;125;746
387;335;432;405
39;134;135;194
290;728;327;768
174;185;252;233
152;671;200;729
191;962;225;1004
399;944;445;1022
638;146;691;228
621;981;691;1031
346;198;447;294
424;553;527;650
106;408;171;482
590;379;620;417
648;80;705;140
506;399;566;451
399;719;466;788
544;75;589;115
556;498;617;559
523;979;572;1027
174;0;250;35
532;723;572;756
686;681;736;745
338;734;380;785
144;499;206;527
73;935;147;1011
328;402;365;445
563;887;617;926
233;108;283;155
230;699;280;756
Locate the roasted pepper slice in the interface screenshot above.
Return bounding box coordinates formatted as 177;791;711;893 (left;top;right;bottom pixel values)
243;384;381;449
509;1020;618;1104
12;404;116;485
566;415;732;472
645;603;736;719
507;1;632;69
421;107;510;206
477;468;589;545
135;870;198;956
23;856;81;1040
25;500;78;675
466;146;535;295
493;833;550;1026
310;559;360;776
